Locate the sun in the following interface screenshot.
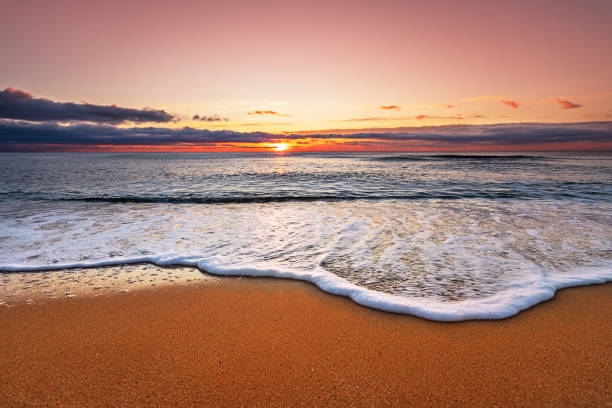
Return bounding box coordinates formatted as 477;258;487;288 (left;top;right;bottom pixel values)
273;143;289;152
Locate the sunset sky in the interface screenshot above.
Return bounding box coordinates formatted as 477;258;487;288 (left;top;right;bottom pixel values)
1;0;611;151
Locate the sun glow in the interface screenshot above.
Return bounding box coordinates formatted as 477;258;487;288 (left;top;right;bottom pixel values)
273;143;289;152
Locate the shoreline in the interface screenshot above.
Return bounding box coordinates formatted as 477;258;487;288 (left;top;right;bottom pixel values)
1;277;610;407
2;261;610;321
0;264;218;306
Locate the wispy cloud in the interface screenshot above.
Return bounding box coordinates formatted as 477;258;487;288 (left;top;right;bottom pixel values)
343;117;391;122
557;99;582;109
248;110;291;117
0;87;175;124
380;105;401;111
192;114;229;122
500;100;520;108
416;114;463;120
343;114;469;122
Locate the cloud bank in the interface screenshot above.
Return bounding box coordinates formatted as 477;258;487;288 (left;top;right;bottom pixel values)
1;120;610;150
380;105;401;111
0;88;175;124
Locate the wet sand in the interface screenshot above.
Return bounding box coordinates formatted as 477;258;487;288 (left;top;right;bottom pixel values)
0;276;610;407
0;264;218;306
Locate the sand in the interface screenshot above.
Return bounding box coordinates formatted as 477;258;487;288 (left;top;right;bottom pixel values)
0;275;610;407
0;264;217;305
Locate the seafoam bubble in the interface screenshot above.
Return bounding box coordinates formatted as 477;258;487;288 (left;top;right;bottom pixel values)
0;199;610;320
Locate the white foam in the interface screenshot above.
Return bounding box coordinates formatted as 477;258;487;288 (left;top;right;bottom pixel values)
0;199;610;321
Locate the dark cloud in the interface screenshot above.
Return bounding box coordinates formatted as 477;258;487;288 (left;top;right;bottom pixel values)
1;120;610;151
338;140;395;146
248;110;290;117
308;122;610;145
557;99;582;109
500;100;520;108
192;114;229;122
0;121;274;147
0;87;175;124
380;105;401;111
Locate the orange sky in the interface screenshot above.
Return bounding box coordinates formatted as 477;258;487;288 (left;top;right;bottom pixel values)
1;0;611;151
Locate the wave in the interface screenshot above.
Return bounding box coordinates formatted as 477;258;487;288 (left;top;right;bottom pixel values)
1;255;610;322
371;154;549;161
3;185;609;205
1;198;610;321
61;193;524;204
45;190;610;204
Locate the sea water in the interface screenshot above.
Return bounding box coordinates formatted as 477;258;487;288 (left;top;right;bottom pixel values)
0;152;610;320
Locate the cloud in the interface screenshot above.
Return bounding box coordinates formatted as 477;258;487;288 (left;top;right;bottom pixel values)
2;120;609;151
343;114;468;122
338;140;395;146
557;99;582;109
192;114;229;122
380;105;401;111
0;121;274;147
0;88;175;124
248;110;290;117
4;87;31;98
416;114;463;120
500;100;520;108
442;104;454;109
342;117;389;122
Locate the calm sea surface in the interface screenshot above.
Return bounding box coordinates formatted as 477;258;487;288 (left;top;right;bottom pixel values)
1;152;610;320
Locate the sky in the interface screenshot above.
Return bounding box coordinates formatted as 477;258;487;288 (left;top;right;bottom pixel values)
1;0;611;151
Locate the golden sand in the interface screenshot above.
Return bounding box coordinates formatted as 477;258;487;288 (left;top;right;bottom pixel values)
0;276;610;407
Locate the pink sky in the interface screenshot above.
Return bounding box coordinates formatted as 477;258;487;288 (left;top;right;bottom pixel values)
1;0;611;150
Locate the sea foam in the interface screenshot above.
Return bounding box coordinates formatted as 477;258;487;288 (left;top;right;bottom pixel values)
1;199;610;321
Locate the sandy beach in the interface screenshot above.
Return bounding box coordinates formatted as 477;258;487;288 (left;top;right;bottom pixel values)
3;0;612;405
0;273;610;407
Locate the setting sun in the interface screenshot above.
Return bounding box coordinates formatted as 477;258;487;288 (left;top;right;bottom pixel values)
273;143;289;152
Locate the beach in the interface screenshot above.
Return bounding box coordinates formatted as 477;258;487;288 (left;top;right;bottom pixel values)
1;273;609;407
3;0;612;405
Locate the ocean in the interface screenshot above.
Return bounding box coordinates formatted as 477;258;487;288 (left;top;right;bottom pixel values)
0;151;610;320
